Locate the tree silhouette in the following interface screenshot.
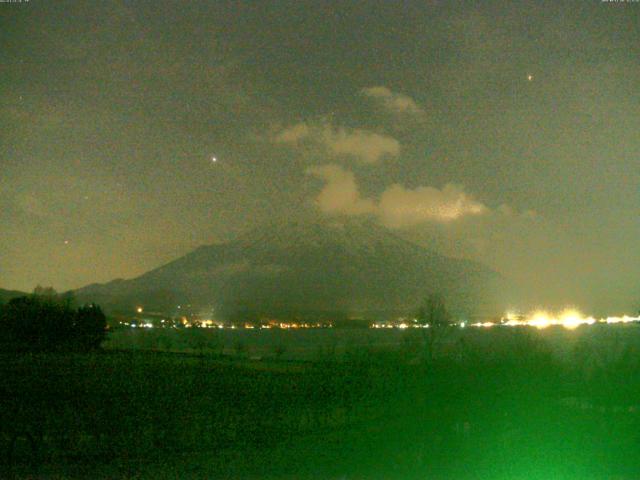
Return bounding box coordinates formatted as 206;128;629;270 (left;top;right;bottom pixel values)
0;288;107;352
1;295;73;350
75;304;107;351
416;293;453;362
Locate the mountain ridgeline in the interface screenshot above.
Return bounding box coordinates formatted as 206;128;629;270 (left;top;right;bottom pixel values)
75;219;510;321
0;288;27;304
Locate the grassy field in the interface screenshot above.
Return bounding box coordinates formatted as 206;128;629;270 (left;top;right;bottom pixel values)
2;328;640;479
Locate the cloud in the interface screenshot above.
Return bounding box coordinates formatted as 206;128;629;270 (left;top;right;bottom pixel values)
275;123;400;164
377;183;487;227
274;123;310;143
307;164;487;226
361;86;424;115
306;165;375;215
322;126;400;164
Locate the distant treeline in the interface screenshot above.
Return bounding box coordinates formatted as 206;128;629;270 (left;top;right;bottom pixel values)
0;287;107;352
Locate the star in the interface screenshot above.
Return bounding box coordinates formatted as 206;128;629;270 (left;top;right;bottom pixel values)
211;156;218;163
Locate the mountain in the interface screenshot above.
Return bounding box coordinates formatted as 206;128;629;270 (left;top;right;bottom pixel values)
75;219;509;320
0;288;27;304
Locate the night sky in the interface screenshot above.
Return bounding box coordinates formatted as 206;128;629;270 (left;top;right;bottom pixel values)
1;1;638;314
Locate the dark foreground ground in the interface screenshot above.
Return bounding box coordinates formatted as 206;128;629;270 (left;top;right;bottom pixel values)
2;331;640;479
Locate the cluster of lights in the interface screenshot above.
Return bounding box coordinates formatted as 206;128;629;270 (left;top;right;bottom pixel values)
470;322;495;328
370;310;640;331
123;317;332;330
274;322;330;329
198;320;219;329
471;310;640;330
371;322;429;329
605;315;640;324
499;309;596;330
128;305;640;332
122;322;155;329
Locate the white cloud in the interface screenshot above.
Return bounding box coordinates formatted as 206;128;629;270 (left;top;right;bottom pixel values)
275;122;400;164
307;164;487;226
361;86;424;115
377;183;487;227
320;126;400;164
273;123;310;143
306;165;375;215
